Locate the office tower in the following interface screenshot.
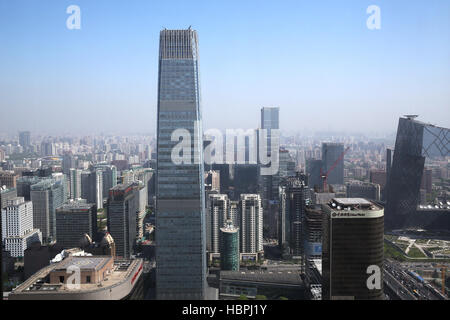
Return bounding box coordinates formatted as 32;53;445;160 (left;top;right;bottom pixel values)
107;183;138;258
321;143;345;185
278;173;310;261
93;164;118;199
258;107;280;235
2;197;42;257
220;221;239;271
304;206;323;299
346;182;381;201
30;179;65;243
207;194;228;254
386;148;393;181
55;201;97;249
16;176;41;201
155;28;206;300
62;152;76;176
420;168;433;194
81;170;103;209
369;170;387;189
69;168;82;200
19;131;31;150
322;198;384;300
0;170;17;189
1;186;17;209
233;164;258;197
132;182;147;240
40;141;56;157
239;194;263;255
306;159;323;190
385;116;449;229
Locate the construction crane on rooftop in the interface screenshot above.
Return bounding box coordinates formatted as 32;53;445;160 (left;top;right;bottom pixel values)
320;146;350;193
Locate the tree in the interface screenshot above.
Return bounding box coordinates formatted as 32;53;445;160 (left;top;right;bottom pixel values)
239;294;249;300
255;295;267;300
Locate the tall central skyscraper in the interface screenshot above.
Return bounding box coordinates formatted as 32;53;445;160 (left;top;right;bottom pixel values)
155;28;206;300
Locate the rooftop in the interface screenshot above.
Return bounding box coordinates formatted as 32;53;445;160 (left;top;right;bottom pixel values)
54;256;111;271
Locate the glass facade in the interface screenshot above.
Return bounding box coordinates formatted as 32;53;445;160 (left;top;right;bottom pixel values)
155;29;206;300
321;143;344;185
386;117;450;229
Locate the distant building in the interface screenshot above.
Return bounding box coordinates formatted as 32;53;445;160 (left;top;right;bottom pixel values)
16;176;42;201
0;170;18;189
81;170;103;209
369;170;387;189
306;159;323;191
1;197;42;257
55;201;97;249
322;198;384;300
30;179;65;243
69;169;82;200
321;143;345;185
1;186;17;209
19;131;31;150
346;182;381;201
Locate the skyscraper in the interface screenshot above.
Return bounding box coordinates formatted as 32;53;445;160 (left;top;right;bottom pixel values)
278;173;310;262
207;194;228;255
321;143;345;185
239;194;263;256
30;178;65;243
106;183;139;258
385;116;449;229
322;198;384;300
19;131;31;150
155;28;206;300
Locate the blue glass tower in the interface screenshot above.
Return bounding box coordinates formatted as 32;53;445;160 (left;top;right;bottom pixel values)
155;28;206;300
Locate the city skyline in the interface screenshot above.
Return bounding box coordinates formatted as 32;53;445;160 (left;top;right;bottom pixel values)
1;0;449;135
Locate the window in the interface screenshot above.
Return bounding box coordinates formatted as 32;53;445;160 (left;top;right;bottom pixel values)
59;276;64;283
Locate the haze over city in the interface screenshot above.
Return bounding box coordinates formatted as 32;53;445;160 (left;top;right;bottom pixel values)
1;0;449;135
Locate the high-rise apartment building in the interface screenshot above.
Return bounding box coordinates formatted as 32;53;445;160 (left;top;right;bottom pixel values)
207;194;228;254
155;28;206;300
239;194;263;255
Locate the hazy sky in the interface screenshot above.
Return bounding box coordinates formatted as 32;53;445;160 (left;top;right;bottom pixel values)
0;0;449;135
